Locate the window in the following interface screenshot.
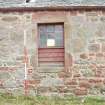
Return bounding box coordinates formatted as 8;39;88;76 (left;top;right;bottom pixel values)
38;23;64;67
26;0;30;3
38;24;64;48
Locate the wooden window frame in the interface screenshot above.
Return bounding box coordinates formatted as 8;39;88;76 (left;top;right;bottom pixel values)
37;23;65;69
38;23;64;48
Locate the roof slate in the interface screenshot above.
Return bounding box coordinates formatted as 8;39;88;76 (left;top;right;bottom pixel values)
0;0;25;4
0;0;105;8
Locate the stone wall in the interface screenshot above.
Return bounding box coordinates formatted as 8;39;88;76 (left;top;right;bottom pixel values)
0;10;105;96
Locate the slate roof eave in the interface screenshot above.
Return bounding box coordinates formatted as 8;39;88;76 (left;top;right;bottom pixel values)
0;2;105;11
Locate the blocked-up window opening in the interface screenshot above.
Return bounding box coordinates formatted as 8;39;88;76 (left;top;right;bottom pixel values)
38;24;64;67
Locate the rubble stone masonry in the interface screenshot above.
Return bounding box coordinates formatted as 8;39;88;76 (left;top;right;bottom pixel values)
0;10;105;96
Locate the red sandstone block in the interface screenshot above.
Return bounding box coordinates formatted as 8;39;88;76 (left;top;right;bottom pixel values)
89;78;103;84
28;67;33;74
0;67;15;72
89;53;95;56
96;65;105;69
78;10;85;14
95;74;103;78
79;81;91;88
74;87;88;96
95;71;103;77
80;53;88;59
70;11;78;15
58;71;71;78
27;80;40;85
96;53;104;57
90;64;97;69
103;79;105;84
74;73;81;78
32;11;65;20
26;80;40;88
65;79;77;86
58;72;65;78
28;69;33;74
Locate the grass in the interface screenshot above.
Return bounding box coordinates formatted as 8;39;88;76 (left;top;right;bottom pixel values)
0;93;105;105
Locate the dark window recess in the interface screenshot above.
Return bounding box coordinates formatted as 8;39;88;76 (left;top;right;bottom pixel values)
38;24;64;67
26;0;30;3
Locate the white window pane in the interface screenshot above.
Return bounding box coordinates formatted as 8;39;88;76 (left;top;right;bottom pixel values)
47;39;55;47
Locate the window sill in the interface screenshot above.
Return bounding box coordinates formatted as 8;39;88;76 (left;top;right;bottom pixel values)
37;66;64;73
